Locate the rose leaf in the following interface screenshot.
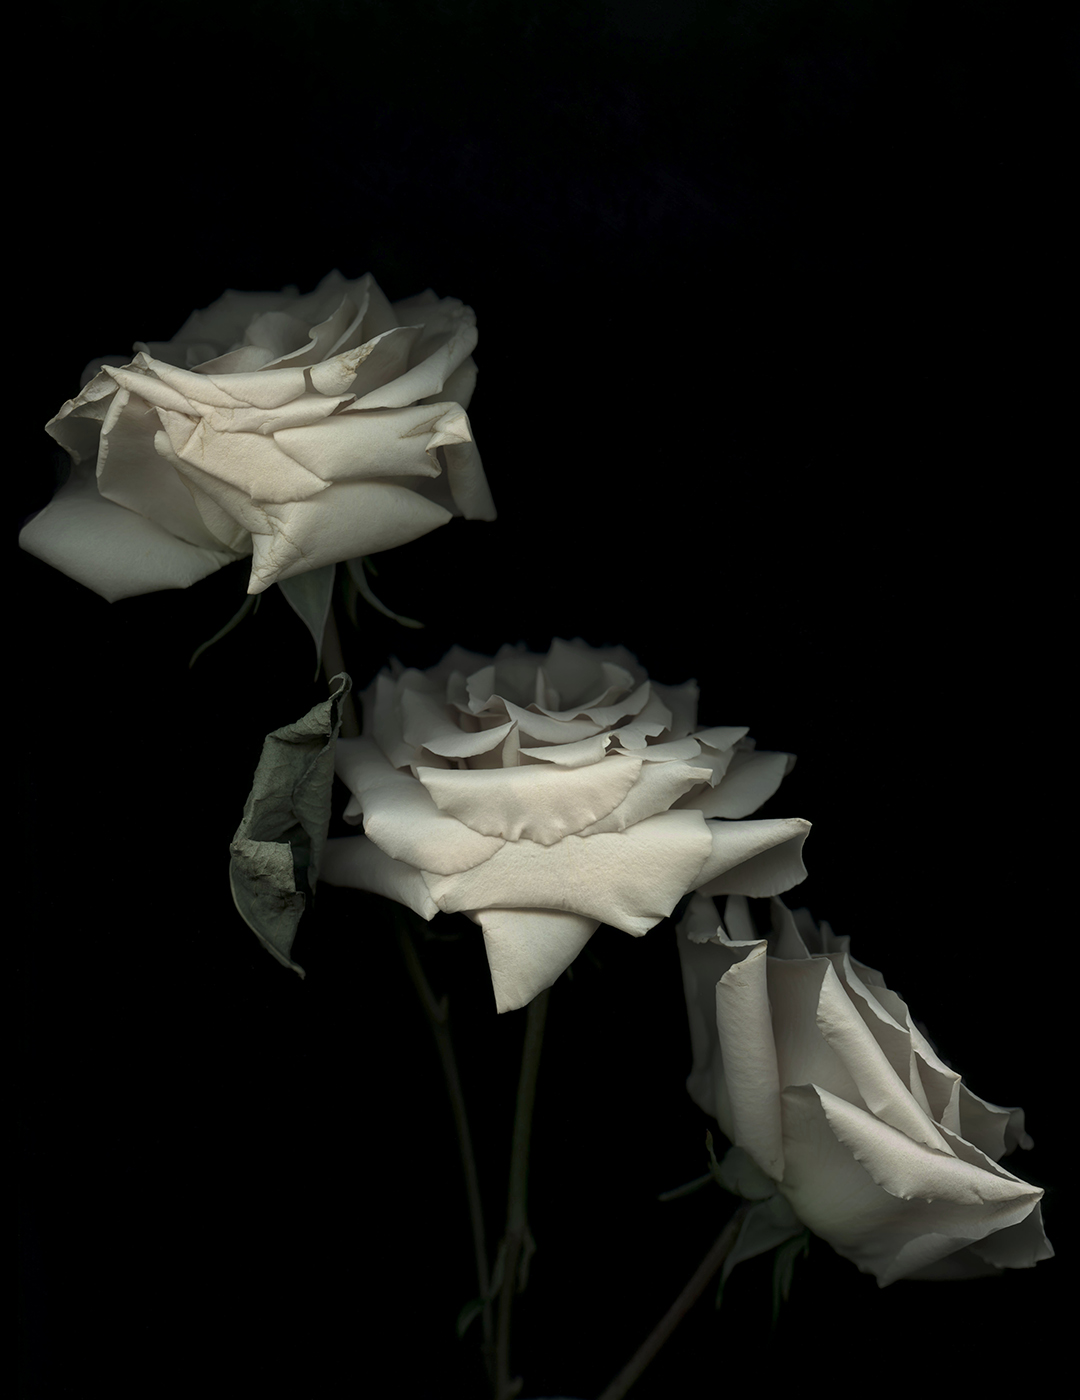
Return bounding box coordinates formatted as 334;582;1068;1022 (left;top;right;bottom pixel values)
229;672;353;976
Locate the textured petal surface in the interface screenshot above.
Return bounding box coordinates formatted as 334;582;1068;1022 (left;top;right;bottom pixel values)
472;907;600;1013
423;809;714;934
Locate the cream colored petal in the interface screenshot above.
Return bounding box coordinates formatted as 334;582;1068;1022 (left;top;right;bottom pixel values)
417;755;644;844
274;404;458;484
422;808;713;934
319;834;439;920
332;326;422;399
649;678;699;738
19;463;237;601
957;1086;1034;1161
694;726;750;753
95;386;228;551
350;317;478;409
158;359;311;410
826;949;937;1124
45;368;120;464
716;943;785;1180
766;958;865;1110
247;482;453;593
613;737;703;762
166;285;301;356
577;760;713;835
692;748;795;818
156;409;326;504
779;1084;1044;1286
813;962;951;1152
608;688;674;748
434;353;477;410
256;292;365;370
519;735;612;767
676;896;742;1136
333;738;504;876
471;907;600;1013
435;417;496;520
400;687;514;760
499;698;608;744
962;1200;1053;1271
695;817;810;896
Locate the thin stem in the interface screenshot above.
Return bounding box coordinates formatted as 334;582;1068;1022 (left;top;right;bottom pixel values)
393;909;496;1387
495;988;550;1400
596;1202;751;1400
320;600;359;738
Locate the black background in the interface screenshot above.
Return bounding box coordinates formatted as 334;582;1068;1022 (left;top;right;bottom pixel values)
19;2;1069;1396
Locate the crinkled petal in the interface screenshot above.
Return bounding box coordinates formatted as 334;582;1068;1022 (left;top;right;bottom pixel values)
275;403;465;485
471;907;600;1013
246;482;453;593
95;387;227;550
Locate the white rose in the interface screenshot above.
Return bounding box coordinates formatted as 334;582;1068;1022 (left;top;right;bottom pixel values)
21;270;494;601
677;891;1053;1285
321;638;810;1012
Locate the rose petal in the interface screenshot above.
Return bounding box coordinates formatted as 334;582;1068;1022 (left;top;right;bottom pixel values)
335;738;504;875
319;834;439;920
715;942;786;1180
417;754;644;844
350;315;478;409
470;907;600;1013
96;386;229;551
688;748;796;818
19;463;238;601
695;817;810;896
422;808;714;935
778;1084;1044;1286
577;760;713;835
246;482;454;593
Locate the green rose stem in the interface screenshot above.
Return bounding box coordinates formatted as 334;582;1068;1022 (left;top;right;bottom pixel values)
595;1200;751;1400
393;908;498;1389
494;986;549;1400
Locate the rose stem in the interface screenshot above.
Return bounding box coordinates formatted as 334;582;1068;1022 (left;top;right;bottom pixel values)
394;908;497;1390
319;599;360;738
595;1201;751;1400
495;986;550;1400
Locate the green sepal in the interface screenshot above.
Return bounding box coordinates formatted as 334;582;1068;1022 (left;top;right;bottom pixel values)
278;564;337;677
188;589;260;669
771;1229;810;1328
229;671;352;975
456;1296;487;1340
345;555;424;629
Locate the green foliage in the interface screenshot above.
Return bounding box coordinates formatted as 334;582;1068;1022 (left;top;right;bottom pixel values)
229;672;352;975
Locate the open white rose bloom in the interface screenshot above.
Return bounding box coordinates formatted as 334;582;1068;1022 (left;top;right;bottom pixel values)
322;638;810;1012
21;271;494;601
678;891;1053;1285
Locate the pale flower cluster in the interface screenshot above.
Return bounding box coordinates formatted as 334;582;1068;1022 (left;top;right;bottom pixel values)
322;638;810;1012
21;270;494;601
677;892;1053;1284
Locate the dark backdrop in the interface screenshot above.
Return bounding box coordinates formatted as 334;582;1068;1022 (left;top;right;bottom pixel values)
18;3;1068;1397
